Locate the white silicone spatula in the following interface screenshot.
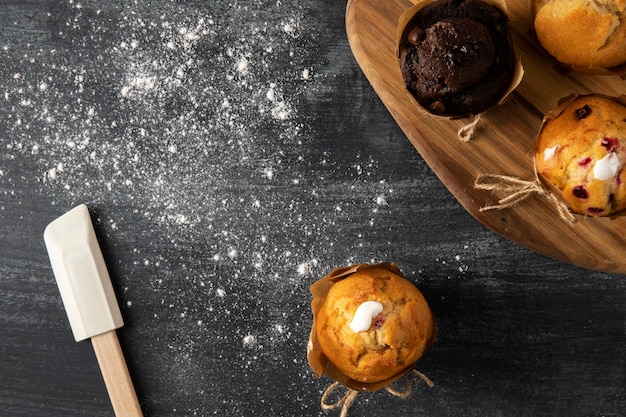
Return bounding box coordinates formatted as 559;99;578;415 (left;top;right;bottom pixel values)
44;204;143;417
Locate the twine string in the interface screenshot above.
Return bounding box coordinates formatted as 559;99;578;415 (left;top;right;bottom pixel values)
320;382;359;417
320;370;434;417
411;369;435;388
384;375;413;398
458;114;482;142
474;173;575;223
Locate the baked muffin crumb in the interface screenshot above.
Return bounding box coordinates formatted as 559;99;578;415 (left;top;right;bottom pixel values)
399;0;515;115
536;95;626;216
314;266;436;383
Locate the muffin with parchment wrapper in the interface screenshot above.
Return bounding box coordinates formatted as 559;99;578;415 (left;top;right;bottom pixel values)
307;263;436;392
531;0;626;75
397;0;522;117
535;95;626;216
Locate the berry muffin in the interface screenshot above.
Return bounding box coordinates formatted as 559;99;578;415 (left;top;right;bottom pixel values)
536;95;626;216
308;263;436;390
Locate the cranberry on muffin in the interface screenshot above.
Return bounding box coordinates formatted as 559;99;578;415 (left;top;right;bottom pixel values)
311;264;436;385
536;95;626;216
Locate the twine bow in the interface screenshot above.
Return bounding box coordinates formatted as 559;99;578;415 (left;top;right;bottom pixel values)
474;173;575;224
320;370;434;417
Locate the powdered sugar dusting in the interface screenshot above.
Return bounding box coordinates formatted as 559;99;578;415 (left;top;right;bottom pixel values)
0;1;407;280
3;3;313;229
0;1;434;414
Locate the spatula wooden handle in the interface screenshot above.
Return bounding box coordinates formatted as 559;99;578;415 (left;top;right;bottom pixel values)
91;330;143;417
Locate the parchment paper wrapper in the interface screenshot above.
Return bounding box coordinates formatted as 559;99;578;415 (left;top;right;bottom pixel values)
307;262;436;392
475;94;626;221
561;61;626;78
395;0;524;119
529;1;626;77
534;93;626;215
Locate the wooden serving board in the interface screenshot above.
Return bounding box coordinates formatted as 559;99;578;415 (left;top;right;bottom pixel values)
346;0;626;274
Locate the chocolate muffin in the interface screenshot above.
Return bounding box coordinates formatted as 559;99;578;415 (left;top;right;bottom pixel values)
399;0;515;116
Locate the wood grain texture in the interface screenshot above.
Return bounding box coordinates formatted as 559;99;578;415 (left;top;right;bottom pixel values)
346;0;626;274
91;330;143;417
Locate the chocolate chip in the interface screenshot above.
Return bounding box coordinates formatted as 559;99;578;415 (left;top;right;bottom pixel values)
407;27;424;46
428;100;446;114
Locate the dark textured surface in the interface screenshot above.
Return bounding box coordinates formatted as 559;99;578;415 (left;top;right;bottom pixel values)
1;1;625;416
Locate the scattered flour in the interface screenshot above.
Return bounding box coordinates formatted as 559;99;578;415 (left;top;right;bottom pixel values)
242;334;257;346
0;2;436;414
1;1;324;235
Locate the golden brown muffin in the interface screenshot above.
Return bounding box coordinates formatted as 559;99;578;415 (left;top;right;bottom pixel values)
535;95;626;216
532;0;626;70
314;266;436;384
